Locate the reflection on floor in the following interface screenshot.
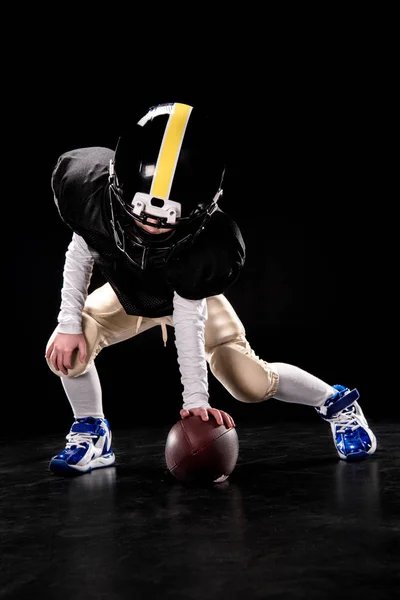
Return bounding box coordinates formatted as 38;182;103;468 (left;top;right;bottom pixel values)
1;421;399;599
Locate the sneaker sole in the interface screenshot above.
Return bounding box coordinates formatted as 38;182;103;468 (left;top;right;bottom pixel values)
49;452;116;476
339;433;377;461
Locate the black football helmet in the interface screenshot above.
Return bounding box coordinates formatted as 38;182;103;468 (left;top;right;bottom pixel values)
108;102;226;253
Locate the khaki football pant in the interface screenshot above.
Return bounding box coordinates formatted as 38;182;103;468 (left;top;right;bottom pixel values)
46;283;278;402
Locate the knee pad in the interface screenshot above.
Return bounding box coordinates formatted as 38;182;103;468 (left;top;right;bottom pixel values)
208;336;279;403
45;313;103;378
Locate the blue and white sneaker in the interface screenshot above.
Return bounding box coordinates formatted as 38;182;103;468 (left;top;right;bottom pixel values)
49;417;115;475
316;385;377;461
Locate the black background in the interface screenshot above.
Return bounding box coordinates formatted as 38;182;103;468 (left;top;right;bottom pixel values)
10;16;391;436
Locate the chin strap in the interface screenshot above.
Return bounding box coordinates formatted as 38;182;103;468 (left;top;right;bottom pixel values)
109;192;124;250
108;160;126;252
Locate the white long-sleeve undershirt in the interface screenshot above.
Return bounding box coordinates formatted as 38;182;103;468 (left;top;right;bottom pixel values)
172;292;210;410
56;233;94;334
56;233;210;409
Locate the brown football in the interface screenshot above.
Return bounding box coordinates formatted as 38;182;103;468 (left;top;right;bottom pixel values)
165;416;239;483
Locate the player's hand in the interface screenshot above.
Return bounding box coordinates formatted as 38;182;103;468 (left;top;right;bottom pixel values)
180;407;235;429
46;333;87;375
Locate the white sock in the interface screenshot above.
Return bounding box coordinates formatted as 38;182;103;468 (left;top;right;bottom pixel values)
272;362;336;407
61;364;104;419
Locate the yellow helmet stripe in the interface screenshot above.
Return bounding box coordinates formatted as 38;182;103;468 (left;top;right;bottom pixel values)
150;103;193;199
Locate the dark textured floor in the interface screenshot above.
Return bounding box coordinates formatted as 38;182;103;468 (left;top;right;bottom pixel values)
1;420;399;600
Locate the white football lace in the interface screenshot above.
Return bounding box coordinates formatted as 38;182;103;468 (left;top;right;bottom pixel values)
332;406;360;433
65;432;97;449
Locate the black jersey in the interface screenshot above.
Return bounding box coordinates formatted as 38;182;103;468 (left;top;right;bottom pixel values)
51;147;246;317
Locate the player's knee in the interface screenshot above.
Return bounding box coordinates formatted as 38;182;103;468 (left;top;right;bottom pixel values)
45;313;100;379
208;339;279;403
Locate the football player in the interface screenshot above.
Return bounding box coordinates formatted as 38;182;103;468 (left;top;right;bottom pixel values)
46;102;376;475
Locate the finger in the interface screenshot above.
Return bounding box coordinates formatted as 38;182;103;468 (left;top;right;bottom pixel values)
220;411;235;428
79;341;87;363
63;349;76;370
180;409;190;419
45;343;54;359
199;409;209;421
208;408;223;425
189;408;209;421
58;360;68;376
50;352;58;372
209;409;234;428
54;353;68;376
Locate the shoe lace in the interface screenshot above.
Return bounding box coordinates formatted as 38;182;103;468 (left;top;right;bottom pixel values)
332;405;360;433
65;431;97;449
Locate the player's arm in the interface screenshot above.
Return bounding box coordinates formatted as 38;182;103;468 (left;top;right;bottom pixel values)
46;233;94;374
172;292;235;428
